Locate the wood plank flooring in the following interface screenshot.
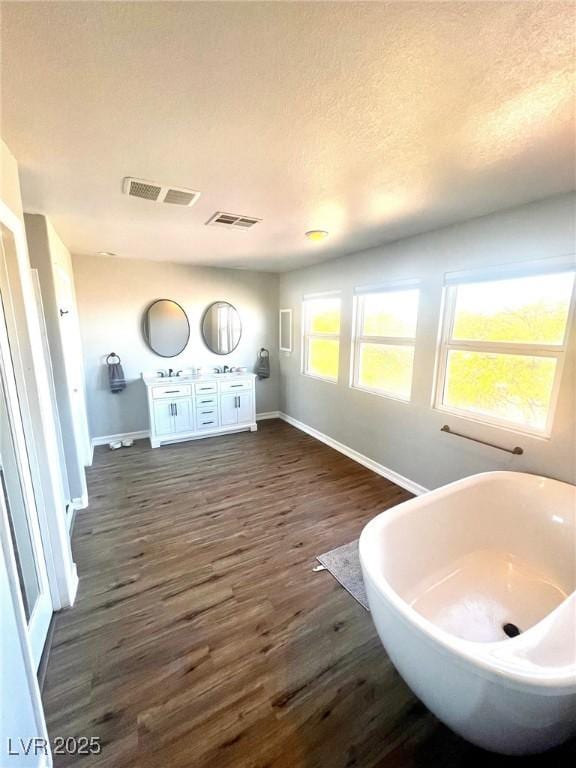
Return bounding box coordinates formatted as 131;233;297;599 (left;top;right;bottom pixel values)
43;420;575;767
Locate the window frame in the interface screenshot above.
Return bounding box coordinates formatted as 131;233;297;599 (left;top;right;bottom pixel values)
350;282;420;402
433;264;576;438
301;291;341;383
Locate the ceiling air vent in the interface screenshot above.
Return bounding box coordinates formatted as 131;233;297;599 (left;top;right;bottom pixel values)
205;211;262;230
123;177;200;207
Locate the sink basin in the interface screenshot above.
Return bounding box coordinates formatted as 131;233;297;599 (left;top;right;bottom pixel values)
212;371;247;376
142;371;251;386
159;375;195;383
142;375;196;385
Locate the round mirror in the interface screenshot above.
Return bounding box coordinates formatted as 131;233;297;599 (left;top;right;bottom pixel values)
143;299;190;357
201;301;242;355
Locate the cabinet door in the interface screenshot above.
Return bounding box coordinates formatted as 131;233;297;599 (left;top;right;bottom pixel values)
220;394;238;426
172;398;193;434
236;392;253;424
153;400;174;435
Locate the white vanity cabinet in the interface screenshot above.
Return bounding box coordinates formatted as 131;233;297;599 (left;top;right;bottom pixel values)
150;383;194;437
144;373;257;448
153;399;177;436
220;392;253;426
219;378;254;427
153;397;193;436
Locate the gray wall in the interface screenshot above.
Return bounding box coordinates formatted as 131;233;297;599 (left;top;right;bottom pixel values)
73;255;280;438
279;194;576;490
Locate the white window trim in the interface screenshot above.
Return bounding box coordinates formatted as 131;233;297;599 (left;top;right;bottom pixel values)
433;265;576;438
350;284;419;402
444;255;575;286
301;292;341;383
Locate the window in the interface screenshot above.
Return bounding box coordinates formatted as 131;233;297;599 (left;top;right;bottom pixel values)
351;286;420;400
435;268;575;435
302;294;341;381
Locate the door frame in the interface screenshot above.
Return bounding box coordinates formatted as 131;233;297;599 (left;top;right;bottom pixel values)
0;192;78;616
0;286;52;667
52;260;92;469
0;492;51;767
30;270;72;516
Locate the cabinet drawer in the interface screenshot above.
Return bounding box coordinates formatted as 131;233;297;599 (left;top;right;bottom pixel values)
194;381;218;395
195;395;217;408
219;379;252;393
196;406;217;418
151;384;191;399
197;413;220;429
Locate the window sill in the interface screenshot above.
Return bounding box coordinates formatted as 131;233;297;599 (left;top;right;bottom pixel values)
301;372;338;385
433;403;551;441
350;383;411;404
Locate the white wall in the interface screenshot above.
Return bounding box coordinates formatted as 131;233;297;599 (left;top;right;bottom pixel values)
279;194;576;490
73;254;280;439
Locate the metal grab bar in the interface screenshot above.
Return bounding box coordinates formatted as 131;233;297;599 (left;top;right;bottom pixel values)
440;424;523;455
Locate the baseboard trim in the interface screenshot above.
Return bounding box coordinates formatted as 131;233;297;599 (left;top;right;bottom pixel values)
72;492;89;510
88;414;425;494
256;411;281;421
279;412;428;496
69;562;79;606
91;420;280;446
37;613;56;693
66;502;75;534
91;429;150;447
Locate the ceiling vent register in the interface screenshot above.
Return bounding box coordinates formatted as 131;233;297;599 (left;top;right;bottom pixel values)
205;211;262;230
123;177;200;207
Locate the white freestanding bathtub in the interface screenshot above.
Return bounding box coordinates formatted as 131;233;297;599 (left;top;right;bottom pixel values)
359;471;576;755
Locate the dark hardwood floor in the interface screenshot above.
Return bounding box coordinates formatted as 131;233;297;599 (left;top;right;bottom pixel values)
43;420;575;767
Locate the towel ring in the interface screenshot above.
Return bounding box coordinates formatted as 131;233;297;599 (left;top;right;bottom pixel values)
106;352;121;365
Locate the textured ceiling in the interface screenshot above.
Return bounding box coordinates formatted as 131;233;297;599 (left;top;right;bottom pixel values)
1;1;574;271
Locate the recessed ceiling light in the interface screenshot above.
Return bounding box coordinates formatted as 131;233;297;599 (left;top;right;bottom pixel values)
305;230;329;241
97;251;117;257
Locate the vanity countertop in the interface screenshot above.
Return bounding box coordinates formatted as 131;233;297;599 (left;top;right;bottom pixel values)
142;371;256;387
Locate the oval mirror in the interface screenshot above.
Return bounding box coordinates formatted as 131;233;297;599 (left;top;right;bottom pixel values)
143;299;190;357
201;301;242;355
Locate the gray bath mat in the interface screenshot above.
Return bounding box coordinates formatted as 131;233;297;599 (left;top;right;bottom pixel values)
316;540;369;611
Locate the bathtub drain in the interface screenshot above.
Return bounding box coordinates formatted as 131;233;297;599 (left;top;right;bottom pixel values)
502;622;521;638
